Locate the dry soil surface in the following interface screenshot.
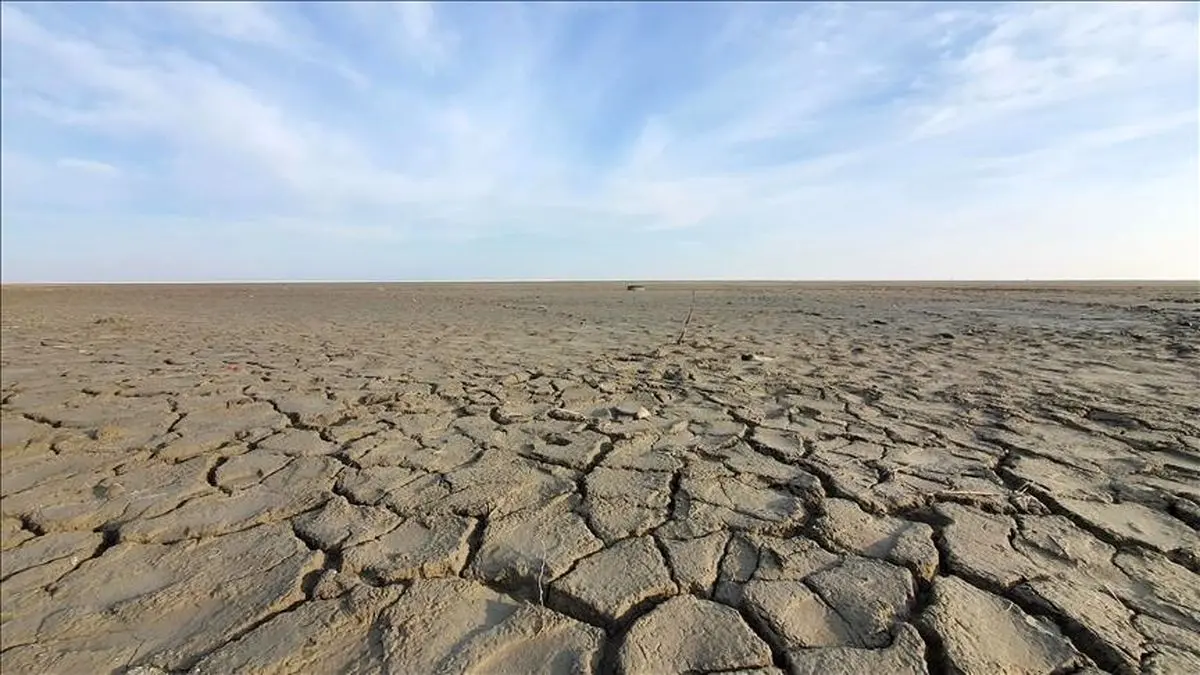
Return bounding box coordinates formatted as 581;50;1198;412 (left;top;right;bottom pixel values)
1;282;1198;675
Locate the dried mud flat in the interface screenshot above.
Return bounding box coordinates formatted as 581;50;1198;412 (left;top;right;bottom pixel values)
1;281;1199;675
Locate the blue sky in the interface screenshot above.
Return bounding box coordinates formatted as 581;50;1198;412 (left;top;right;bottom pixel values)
1;1;1197;282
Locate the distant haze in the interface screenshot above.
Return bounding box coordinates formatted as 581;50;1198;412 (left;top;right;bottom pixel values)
1;2;1197;283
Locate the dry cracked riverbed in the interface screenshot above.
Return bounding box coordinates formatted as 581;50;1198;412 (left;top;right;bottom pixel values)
1;282;1198;675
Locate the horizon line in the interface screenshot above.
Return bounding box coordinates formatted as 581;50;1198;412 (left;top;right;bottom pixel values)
3;278;1198;287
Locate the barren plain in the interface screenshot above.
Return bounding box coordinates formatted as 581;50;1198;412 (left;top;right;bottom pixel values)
1;281;1198;675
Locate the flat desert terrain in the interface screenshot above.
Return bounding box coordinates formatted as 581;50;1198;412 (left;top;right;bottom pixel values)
1;281;1198;675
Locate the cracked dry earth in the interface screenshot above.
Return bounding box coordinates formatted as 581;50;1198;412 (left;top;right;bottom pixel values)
1;282;1198;675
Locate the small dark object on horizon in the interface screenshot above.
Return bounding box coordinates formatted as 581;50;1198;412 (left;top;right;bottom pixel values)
627;284;646;291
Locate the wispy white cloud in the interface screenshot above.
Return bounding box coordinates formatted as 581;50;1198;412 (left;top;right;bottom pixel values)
55;157;122;175
393;1;455;70
167;1;298;51
1;1;1196;281
909;2;1195;138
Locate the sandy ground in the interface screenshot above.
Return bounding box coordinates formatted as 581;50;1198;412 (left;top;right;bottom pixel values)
1;281;1198;675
